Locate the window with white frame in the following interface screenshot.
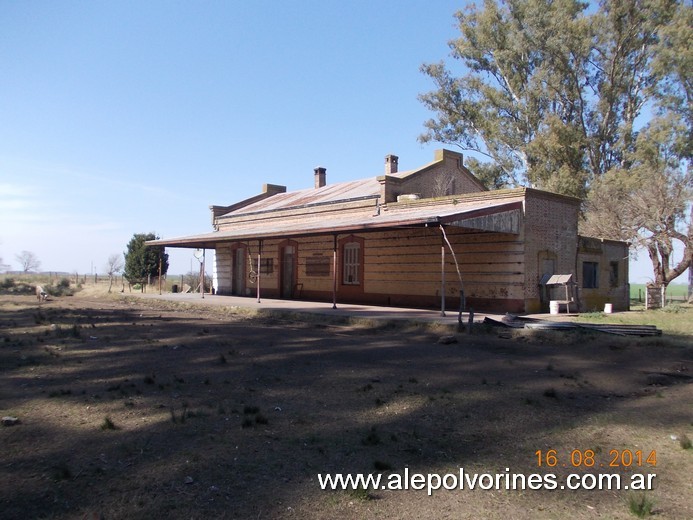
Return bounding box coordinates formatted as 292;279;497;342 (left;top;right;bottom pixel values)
343;242;360;285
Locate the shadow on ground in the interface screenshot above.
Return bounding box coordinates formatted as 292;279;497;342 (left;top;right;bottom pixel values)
1;295;691;519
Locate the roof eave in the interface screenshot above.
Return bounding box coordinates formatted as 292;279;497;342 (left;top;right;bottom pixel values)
146;217;443;249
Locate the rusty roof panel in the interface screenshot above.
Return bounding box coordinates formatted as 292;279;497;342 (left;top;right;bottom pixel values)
149;198;524;249
219;178;381;218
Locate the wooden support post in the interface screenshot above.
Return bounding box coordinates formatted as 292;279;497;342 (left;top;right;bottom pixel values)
257;240;262;303
457;289;465;332
565;284;570;313
440;239;446;317
332;234;338;309
467;308;474;334
201;249;205;299
158;252;162;295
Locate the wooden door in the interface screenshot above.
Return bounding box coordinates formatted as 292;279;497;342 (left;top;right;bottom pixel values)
281;245;295;298
233;247;246;295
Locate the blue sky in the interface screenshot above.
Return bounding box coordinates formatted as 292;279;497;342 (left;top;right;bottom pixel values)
0;1;681;283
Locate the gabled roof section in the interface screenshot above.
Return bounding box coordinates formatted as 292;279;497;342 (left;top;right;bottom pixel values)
217;178;381;219
149;149;510;249
385;149;487;192
214;149;486;222
210;183;287;220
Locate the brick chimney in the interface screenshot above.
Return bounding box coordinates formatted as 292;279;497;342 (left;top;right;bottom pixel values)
385;154;398;175
314;166;326;189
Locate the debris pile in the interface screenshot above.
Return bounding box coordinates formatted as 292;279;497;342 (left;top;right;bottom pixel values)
484;315;662;337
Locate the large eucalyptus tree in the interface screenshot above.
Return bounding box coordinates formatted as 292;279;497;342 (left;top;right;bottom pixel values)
419;0;691;288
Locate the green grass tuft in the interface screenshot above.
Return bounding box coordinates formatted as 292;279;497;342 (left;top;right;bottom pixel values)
101;416;118;430
628;493;654;518
348;484;373;501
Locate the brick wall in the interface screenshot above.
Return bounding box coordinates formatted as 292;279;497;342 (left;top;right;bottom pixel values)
522;189;581;312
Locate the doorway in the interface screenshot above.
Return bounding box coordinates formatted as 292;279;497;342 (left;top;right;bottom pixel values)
232;247;246;295
539;256;556;311
281;245;296;298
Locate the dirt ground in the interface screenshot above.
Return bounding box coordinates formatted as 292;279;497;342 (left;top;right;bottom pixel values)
1;292;691;519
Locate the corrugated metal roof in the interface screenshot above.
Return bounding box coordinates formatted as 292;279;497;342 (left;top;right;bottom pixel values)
218;178;381;217
149;198;523;249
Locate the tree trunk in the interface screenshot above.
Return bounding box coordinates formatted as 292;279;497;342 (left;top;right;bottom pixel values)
647;243;665;287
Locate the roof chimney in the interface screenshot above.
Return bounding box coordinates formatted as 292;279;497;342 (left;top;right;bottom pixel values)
314;166;326;189
385;154;398;175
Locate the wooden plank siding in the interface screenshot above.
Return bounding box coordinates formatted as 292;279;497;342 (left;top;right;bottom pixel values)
361;225;525;310
214;243;233;292
214;225;527;311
